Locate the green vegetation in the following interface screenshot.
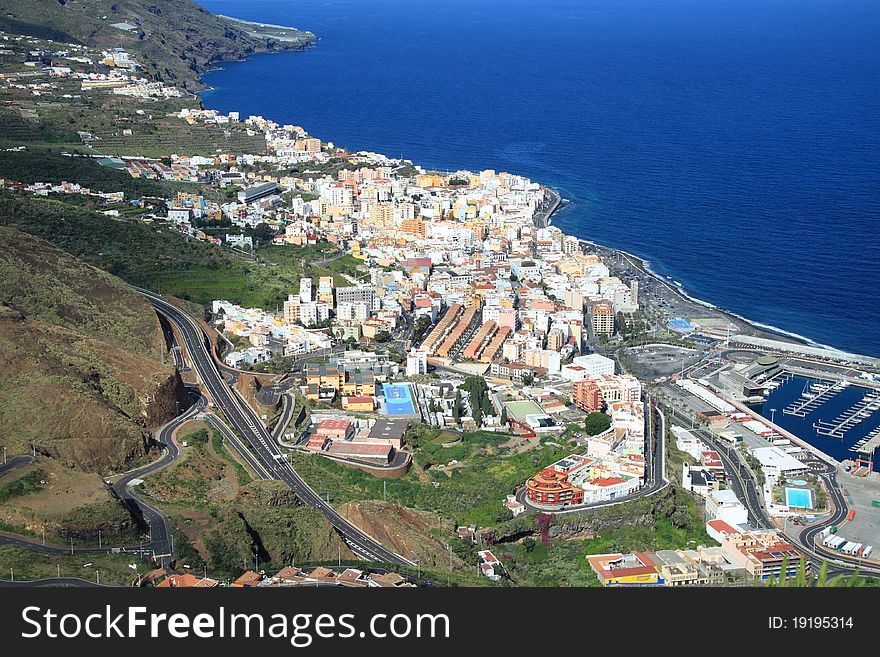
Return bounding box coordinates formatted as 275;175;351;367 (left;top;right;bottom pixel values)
744;452;766;487
617;310;648;343
141;426;240;509
0;192;363;310
132;422;347;578
766;558;879;588
584;411;611;436
211;428;251;486
0;147;207;197
0;545;143;586
459;377;494;427
290;423;571;527
187;482;347;579
0;469;45;503
495;483;713;586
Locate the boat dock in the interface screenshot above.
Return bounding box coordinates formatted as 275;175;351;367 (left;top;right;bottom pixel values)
850;425;880;456
814;391;880;438
782;380;844;418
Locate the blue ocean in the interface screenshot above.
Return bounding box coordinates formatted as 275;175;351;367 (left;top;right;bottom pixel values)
199;0;880;356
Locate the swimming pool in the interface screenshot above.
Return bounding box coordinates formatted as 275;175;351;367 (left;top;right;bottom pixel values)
785;487;813;509
382;383;417;416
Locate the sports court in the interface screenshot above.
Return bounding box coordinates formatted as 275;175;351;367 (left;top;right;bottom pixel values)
382;383;417;416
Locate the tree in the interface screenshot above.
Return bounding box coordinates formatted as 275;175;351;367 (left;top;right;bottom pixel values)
584;412;611;436
453;389;463;423
500;406;509;426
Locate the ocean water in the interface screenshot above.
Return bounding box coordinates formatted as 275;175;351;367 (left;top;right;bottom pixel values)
755;375;880;468
199;0;880;355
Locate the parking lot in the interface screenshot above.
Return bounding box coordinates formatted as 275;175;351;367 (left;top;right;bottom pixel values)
625;343;702;380
835;471;880;548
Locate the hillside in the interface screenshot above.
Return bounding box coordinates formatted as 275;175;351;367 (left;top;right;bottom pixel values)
0;0;315;91
0;226;188;472
338;500;469;571
140;424;353;576
0;191;362;310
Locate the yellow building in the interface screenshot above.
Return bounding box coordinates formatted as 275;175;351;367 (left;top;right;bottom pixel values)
350;242;366;260
367;202;395;228
342;396;375;412
415;173;446;188
305;365;375;397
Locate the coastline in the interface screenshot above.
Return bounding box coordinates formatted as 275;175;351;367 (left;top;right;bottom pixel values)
543;196;862;352
195;44;871;362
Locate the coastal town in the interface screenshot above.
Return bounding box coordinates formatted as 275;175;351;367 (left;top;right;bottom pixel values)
0;18;878;591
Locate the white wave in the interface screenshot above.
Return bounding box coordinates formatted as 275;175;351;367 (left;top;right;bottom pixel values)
572;236;844;351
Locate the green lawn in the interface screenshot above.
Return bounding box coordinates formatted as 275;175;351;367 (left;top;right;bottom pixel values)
146;267;284;309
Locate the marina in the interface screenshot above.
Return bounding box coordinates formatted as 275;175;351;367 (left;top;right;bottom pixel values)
757;375;880;469
850;425;880;458
781;379;844;417
814;391;880;438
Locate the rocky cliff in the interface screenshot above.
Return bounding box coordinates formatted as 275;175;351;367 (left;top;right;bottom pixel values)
0;227;188;472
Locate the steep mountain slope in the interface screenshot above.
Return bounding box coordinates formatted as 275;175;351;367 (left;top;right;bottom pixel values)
0;0;315;91
0;226;188;472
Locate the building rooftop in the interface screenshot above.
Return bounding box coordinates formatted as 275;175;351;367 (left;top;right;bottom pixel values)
368;418;409;442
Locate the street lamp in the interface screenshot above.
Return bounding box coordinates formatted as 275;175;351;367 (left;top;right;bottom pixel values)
770;408;777;425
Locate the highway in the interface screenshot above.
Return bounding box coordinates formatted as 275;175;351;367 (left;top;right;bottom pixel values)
665;405;773;530
0;455;34;478
795;461;880;577
141;290;413;567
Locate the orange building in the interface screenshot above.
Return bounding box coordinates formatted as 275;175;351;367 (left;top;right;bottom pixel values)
401;218;427;238
524;455;593;509
463;320;497;360
572;379;602;413
343;395;375;412
436;306;478;358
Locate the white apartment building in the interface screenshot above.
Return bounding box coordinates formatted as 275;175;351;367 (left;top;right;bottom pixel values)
571;353;615;378
406;350;428;377
299;278;312;303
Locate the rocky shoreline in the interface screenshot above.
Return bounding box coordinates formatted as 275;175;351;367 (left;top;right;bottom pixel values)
539;191;819;350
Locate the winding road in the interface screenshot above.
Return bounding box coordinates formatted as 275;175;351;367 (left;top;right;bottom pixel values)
0;455;34;478
0;393;206;559
141;290;413;567
664;405;880;578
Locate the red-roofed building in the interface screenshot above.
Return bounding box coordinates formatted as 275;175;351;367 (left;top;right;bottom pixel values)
317;418;354;440
327;441;394;463
706;519;741;543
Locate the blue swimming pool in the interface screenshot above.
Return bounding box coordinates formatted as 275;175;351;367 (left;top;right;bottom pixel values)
785;487;813;509
383;383;416;416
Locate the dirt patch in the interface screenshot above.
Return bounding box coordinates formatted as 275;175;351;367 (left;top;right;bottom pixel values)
337;500;467;570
